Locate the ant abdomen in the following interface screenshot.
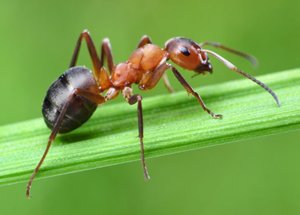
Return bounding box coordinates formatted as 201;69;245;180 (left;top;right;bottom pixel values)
42;66;98;133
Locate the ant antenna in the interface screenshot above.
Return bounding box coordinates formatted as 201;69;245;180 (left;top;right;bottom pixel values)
203;49;280;107
200;42;258;67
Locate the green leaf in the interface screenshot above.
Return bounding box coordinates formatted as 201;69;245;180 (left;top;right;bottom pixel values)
0;68;300;187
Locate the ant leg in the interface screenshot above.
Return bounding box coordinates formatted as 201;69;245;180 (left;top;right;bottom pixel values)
139;57;172;91
130;94;150;180
69;30;106;85
26;91;75;199
69;30;111;90
199;41;258;66
170;65;223;119
69;30;101;71
75;89;106;104
137;35;152;48
100;38;114;73
162;73;175;93
123;88;150;179
26;89;105;199
137;36;175;93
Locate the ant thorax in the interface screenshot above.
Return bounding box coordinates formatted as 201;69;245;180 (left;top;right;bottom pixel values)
110;44;167;89
128;44;167;71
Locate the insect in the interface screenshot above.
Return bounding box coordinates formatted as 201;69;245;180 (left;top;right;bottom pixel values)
26;30;280;198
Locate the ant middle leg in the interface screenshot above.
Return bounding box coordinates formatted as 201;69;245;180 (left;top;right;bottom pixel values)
137;35;152;48
122;87;150;180
169;65;222;119
100;38;114;73
162;73;175;93
97;38;115;90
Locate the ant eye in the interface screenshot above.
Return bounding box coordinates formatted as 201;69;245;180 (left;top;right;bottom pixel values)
179;46;190;56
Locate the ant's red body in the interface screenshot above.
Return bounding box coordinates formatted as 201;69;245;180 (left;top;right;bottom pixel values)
26;30;280;198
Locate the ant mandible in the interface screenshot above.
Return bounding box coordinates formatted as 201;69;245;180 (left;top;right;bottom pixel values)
26;30;280;198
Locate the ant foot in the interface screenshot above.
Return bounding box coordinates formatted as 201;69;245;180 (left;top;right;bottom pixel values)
211;113;223;119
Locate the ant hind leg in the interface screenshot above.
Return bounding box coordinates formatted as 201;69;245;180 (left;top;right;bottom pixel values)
26;89;105;199
69;30;101;72
69;30;112;90
26;91;76;199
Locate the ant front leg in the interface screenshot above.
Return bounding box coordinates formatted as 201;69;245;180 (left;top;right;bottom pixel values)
137;36;174;92
170;65;222;119
139;57;174;92
122;87;150;180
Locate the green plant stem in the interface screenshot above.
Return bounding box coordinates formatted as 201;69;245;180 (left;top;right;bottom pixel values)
0;68;300;187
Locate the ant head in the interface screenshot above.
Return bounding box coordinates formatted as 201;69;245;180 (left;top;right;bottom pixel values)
165;37;212;74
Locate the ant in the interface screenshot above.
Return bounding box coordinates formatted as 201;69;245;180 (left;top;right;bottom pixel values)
26;30;280;198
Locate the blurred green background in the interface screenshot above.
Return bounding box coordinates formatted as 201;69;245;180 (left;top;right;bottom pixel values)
0;0;300;214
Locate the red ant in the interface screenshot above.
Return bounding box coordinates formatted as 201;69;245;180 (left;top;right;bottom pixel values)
26;30;280;198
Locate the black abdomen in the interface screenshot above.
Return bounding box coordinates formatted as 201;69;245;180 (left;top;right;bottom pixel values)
42;66;98;133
